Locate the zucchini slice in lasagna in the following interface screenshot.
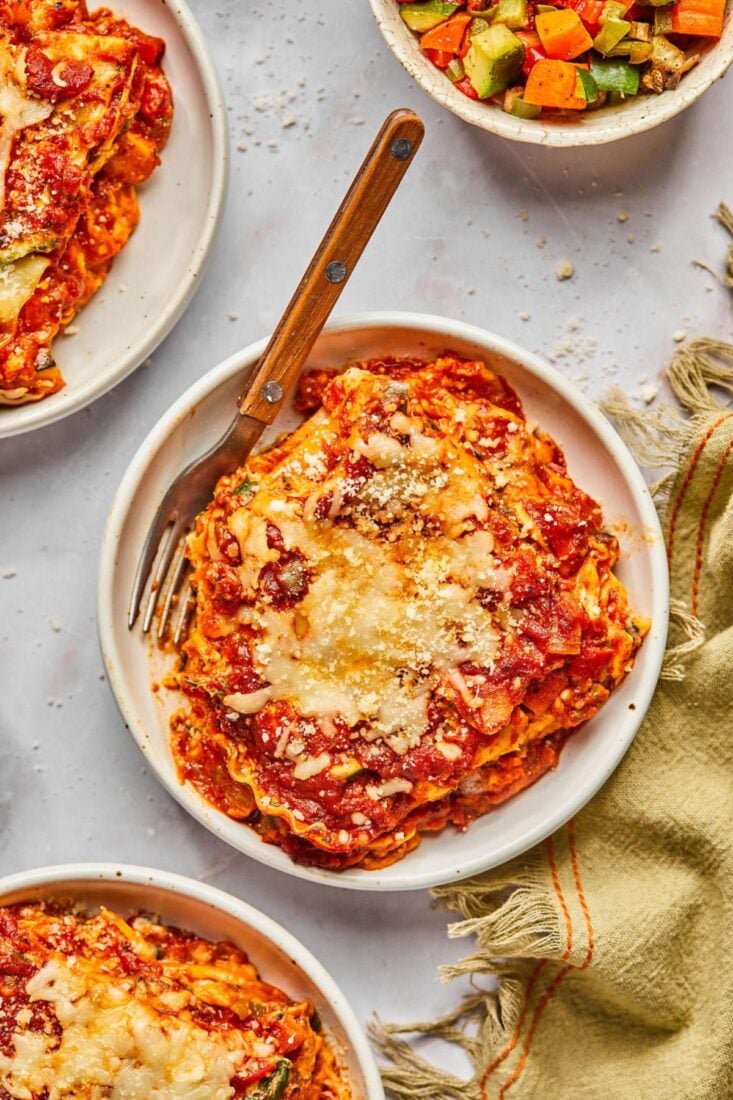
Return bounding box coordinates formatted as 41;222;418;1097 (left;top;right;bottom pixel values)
170;354;648;871
0;902;348;1098
0;0;172;405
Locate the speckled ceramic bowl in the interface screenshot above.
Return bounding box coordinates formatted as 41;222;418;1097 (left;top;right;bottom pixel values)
98;312;669;891
369;0;733;145
0;864;383;1099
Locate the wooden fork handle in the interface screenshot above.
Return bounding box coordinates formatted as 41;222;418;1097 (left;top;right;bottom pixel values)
238;108;425;424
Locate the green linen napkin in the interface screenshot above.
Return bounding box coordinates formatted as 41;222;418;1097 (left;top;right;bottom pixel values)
374;338;733;1100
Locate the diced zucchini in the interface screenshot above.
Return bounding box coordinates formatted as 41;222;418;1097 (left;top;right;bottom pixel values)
536;3;557;10
497;0;528;28
593;16;631;52
470;14;496;34
575;67;599;100
589;54;640;93
651;32;685;70
464;23;525;97
645;0;675;7
0;255;50;324
329;758;364;779
445;57;466;81
399;1;460;32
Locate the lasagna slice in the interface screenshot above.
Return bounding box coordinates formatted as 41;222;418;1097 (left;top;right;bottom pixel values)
0;1;172;404
0;901;348;1099
170;354;648;871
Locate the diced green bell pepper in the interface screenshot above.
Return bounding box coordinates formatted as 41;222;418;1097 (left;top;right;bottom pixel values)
593;16;631;53
497;0;528;28
629;39;653;61
607;39;634;53
464;24;525;97
511;97;542;118
599;1;627;22
575;67;599;101
589;55;640;93
399;1;460;32
504;85;542;116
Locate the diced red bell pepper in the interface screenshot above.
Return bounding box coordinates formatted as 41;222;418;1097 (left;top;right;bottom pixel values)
424;47;455;67
454;75;480;98
523;43;548;75
567;0;604;30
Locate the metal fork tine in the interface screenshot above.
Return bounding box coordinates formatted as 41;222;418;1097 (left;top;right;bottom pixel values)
128;497;179;629
157;534;191;641
172;582;196;648
141;519;184;634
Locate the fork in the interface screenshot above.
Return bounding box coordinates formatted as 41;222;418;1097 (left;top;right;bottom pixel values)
128;107;425;642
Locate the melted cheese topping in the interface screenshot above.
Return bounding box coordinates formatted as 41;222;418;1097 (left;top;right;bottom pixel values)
232;525;502;749
0;958;241;1100
0;903;349;1100
174;355;648;870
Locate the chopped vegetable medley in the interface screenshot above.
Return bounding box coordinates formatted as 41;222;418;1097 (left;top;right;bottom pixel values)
396;0;725;117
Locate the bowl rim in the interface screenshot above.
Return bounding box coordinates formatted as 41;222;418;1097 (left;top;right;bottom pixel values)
0;861;384;1099
0;0;230;440
368;0;733;146
98;310;669;891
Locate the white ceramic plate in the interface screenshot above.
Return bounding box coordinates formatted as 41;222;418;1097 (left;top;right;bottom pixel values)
369;0;733;146
0;0;228;439
98;312;669;891
0;863;382;1100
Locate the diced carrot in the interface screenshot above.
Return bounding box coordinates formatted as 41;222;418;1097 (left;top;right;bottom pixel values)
524;58;587;107
420;11;472;51
671;0;724;35
535;9;593;59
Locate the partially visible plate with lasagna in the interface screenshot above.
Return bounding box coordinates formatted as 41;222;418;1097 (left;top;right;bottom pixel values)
99;313;669;891
0;863;381;1097
0;0;227;438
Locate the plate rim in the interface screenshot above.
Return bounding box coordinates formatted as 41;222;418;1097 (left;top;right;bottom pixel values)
98;310;670;892
0;861;384;1100
0;0;230;440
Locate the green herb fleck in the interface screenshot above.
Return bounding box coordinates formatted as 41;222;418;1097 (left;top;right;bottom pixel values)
234;477;256;497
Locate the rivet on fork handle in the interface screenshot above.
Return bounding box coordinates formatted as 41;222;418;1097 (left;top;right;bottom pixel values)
262;380;284;404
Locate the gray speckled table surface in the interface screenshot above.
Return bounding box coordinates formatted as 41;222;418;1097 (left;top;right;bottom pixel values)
0;0;731;1086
